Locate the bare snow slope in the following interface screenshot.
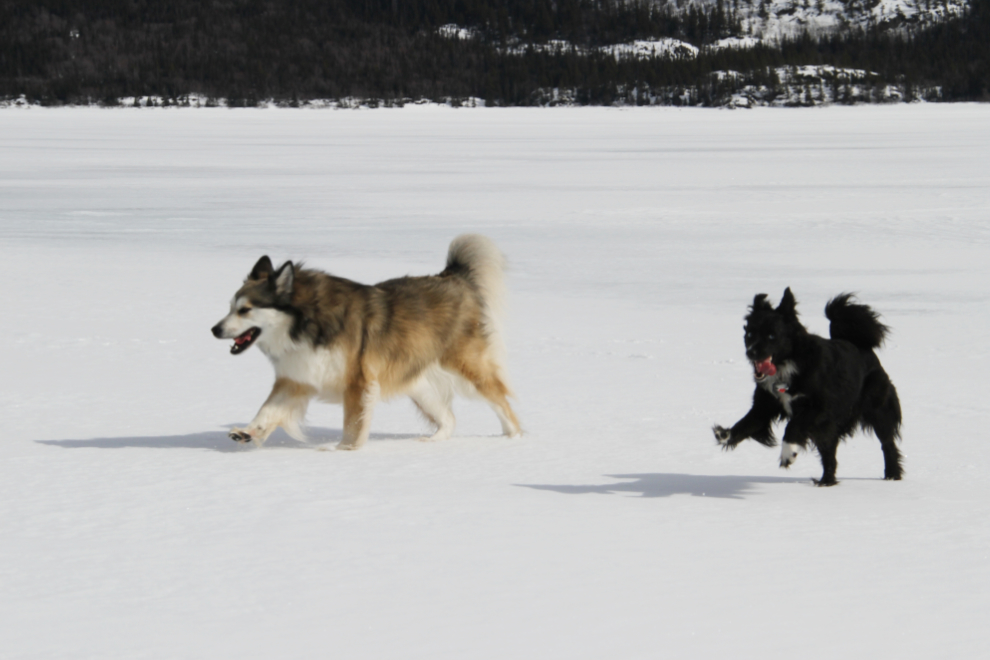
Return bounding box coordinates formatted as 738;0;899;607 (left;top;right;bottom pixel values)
1;105;989;659
726;0;969;39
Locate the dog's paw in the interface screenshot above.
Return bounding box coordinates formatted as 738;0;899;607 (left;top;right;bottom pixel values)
712;425;731;446
416;432;452;443
779;442;800;468
228;428;254;443
813;478;838;487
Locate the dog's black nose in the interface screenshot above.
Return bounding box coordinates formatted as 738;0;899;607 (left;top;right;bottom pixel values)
211;324;224;338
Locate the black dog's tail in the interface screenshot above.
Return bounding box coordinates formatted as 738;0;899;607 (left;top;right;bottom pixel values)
825;293;889;349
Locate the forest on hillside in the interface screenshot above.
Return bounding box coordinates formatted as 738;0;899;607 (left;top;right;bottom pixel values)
1;0;987;106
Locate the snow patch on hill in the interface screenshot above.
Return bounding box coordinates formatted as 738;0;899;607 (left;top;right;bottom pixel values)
731;0;970;39
437;23;478;40
709;35;763;50
604;38;700;59
490;35;702;61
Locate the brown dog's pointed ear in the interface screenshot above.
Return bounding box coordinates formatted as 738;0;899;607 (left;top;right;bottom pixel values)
751;293;772;312
273;261;294;299
249;256;274;281
777;287;797;317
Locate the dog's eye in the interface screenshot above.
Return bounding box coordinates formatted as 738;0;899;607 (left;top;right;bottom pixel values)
768;333;775;340
238;307;251;315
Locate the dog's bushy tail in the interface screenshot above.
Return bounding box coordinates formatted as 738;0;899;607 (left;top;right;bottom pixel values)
825;293;889;350
446;234;509;365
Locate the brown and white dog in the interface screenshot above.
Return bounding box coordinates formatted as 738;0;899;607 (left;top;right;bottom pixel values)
211;235;521;450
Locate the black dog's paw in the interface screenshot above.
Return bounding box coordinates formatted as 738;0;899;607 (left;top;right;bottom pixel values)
712;425;732;447
779;442;800;468
228;428;254;443
813;478;838;487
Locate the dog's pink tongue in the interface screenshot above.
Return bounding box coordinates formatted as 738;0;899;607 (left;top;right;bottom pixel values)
756;358;777;376
235;333;251;345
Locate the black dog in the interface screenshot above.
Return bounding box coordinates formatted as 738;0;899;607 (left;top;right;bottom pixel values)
713;288;903;486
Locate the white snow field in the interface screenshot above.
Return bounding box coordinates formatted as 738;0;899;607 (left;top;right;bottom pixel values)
2;105;989;659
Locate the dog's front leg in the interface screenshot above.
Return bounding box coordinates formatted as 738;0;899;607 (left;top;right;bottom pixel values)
713;387;780;449
779;407;815;473
337;377;380;451
229;378;315;445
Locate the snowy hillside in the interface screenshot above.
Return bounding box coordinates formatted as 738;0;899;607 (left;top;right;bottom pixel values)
440;0;972;58
2;105;989;658
733;0;970;39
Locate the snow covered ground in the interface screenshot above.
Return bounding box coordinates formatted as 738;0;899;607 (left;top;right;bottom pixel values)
2;104;989;658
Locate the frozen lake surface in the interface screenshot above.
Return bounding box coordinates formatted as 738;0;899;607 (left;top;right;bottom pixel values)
1;105;989;658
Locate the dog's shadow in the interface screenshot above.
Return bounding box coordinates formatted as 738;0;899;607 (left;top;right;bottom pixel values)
36;426;414;453
518;473;808;500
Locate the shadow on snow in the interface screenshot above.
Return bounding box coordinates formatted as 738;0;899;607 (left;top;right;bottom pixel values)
518;473;809;500
36;426;415;452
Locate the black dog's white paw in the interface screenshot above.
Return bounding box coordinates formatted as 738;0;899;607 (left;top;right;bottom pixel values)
712;425;731;446
228;428;254;443
779;442;800;468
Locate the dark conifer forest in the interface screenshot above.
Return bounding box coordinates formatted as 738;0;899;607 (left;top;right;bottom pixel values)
1;0;987;106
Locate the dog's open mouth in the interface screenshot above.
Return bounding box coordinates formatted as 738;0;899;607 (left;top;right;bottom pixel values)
753;357;777;381
231;327;261;355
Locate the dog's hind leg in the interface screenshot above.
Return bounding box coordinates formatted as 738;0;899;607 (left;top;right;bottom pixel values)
475;374;521;438
811;434;840;487
862;373;903;480
338;377;380;451
488;394;522;438
877;430;903;481
229;378;315;445
408;369;456;442
446;357;521;438
441;334;521;438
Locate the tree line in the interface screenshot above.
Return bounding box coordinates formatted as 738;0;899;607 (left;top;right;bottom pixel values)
0;0;986;105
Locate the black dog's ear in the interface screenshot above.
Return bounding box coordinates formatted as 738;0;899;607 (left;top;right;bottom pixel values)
777;287;797;317
273;261;294;299
249;256;274;281
751;293;773;312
